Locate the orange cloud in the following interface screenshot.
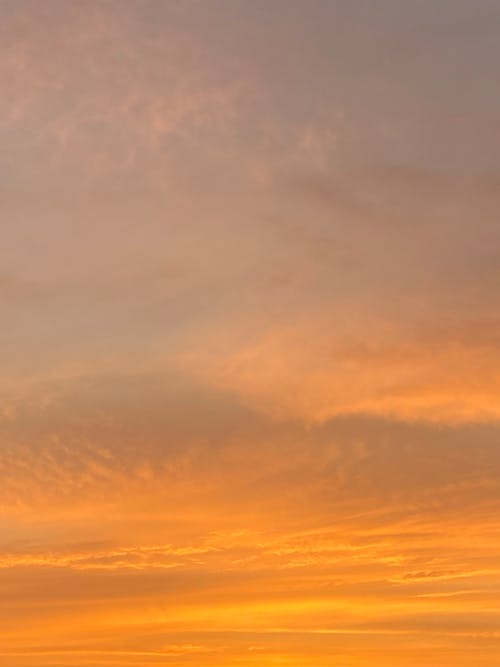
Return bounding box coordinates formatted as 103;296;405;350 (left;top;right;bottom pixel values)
180;314;500;424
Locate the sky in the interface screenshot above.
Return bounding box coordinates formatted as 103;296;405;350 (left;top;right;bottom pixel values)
1;1;500;665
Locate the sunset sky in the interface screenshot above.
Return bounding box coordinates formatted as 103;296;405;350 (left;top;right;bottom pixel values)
2;1;500;665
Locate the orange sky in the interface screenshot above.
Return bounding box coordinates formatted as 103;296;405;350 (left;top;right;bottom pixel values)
2;1;500;665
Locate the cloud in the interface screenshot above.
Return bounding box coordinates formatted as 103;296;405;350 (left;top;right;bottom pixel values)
179;312;500;424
